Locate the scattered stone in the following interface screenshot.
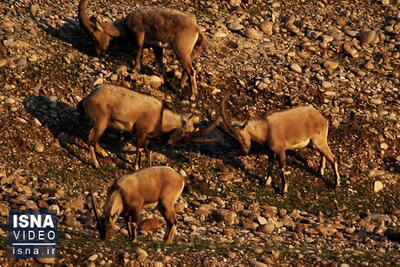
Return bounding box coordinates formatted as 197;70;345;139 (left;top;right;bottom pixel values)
140;218;161;234
133;247;148;259
228;21;244;31
290;63;302;73
360;30;376;46
88;253;99;262
34;142;45;153
149;75;163;89
35;258;55;264
245;27;262;39
374;181;384;193
259;21;273;36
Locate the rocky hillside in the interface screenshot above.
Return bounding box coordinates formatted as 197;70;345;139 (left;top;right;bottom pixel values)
0;0;400;266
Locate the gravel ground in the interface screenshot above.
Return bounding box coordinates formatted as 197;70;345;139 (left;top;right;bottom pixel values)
0;0;399;266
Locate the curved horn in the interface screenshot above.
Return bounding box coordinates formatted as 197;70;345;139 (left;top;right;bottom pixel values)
190;116;222;139
79;0;95;34
90;191;103;228
220;93;239;138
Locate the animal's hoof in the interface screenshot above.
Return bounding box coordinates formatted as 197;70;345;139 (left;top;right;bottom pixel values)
265;177;272;186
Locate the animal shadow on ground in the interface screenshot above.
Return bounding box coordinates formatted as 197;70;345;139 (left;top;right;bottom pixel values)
23;95;94;166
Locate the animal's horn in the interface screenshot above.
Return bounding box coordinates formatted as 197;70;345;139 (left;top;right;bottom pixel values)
78;0;95;34
90;191;103;228
219;93;239;139
187;115;222;141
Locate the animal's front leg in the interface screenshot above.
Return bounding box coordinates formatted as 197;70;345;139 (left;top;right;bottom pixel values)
153;46;166;79
265;151;276;186
134;32;145;73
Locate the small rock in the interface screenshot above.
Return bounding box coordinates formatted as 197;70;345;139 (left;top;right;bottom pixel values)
219;173;235;182
370;98;382;105
228;21;244;31
250;260;268;267
323;60;339;71
360;30;376;46
150;75;163;89
322;81;332;88
258;223;275;234
35;258;55;264
245;27;262;39
88;253;99;262
34;142;45;153
93;78;103;86
0;59;7;67
133;247;148;259
286;23;299;34
380;142;388;150
290;63;302;73
259;21;273;36
140;218;161;234
374;181;384;193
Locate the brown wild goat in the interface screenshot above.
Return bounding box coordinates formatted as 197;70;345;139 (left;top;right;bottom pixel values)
78;0;207;100
90;166;185;243
220;94;341;195
78;84;220;169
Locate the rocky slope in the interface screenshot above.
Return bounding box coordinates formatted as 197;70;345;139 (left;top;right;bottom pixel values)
0;0;399;266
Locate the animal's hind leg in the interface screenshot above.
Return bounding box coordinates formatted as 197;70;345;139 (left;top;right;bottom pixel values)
158;202;177;243
313;140;341;187
174;37;197;100
87;119;108;168
277;151;288;195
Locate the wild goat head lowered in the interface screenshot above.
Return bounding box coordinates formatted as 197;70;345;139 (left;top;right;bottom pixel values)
220;94;341;195
90;166;185;243
78;0;208;100
78;84;220;170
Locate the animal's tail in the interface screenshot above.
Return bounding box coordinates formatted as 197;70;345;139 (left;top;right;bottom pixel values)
195;31;208;50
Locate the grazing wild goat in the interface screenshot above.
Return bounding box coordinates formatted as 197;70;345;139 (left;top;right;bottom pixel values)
78;0;207;100
78;84;219;169
220;94;341;195
90;166;185;243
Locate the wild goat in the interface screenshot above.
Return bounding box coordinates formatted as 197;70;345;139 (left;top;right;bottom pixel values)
78;0;207;100
78;83;220;169
90;166;185;243
220;94;341;195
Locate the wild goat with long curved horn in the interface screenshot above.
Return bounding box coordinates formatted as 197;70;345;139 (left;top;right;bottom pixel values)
90;166;185;243
78;0;207;100
220;94;341;195
78;84;220;169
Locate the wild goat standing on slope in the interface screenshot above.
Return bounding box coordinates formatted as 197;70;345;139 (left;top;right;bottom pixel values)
78;84;220;169
90;166;185;243
78;0;207;100
220;94;341;195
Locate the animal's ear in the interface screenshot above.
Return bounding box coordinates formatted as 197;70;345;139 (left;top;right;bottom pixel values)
95;21;104;32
